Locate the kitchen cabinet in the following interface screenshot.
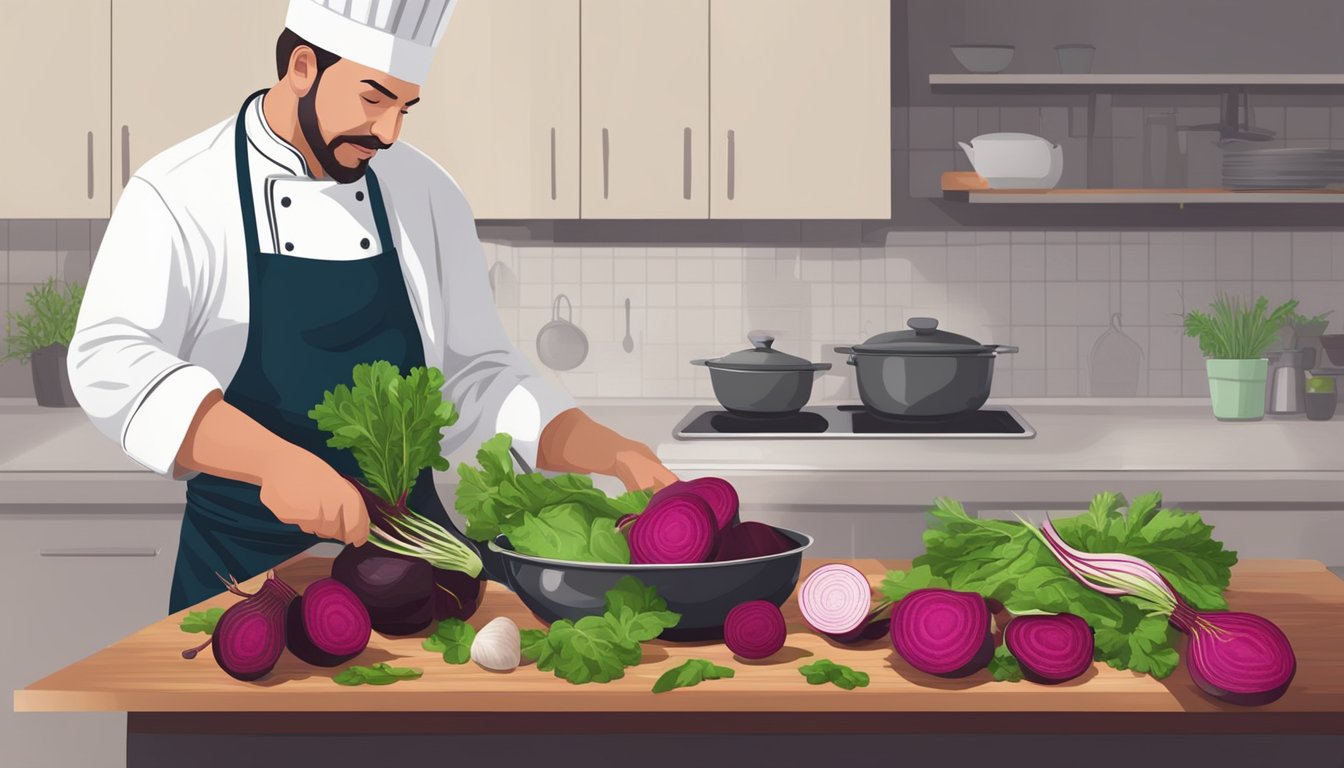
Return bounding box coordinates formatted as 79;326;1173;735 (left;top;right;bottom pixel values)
111;0;287;208
581;0;710;219
709;0;891;219
403;0;581;219
0;511;182;768
0;3;111;218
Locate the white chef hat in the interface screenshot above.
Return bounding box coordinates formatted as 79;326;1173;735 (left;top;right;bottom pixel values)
285;0;458;86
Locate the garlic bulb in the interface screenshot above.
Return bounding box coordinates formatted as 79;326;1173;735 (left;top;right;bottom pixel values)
470;617;521;671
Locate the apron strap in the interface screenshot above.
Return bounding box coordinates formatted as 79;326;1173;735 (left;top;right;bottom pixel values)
234;89;269;256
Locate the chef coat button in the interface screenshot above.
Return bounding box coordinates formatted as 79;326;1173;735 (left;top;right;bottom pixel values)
360;238;371;249
285;242;294;252
356;191;365;202
281;197;291;207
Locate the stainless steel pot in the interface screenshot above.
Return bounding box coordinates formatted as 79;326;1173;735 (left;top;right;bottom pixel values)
835;317;1018;418
692;333;831;415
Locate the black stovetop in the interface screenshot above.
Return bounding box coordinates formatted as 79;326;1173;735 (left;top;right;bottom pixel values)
672;405;1035;439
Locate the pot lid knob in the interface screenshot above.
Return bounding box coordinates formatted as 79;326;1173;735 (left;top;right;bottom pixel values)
747;331;776;350
907;317;939;335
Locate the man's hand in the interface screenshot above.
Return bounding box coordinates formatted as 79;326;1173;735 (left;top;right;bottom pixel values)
612;443;679;492
537;408;679;492
259;445;370;546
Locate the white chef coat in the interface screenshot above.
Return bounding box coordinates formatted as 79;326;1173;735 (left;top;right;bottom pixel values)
68;92;574;482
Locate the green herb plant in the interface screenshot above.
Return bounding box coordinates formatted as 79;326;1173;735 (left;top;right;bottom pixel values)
456;433;654;563
2;278;85;364
520;576;680;685
1183;295;1298;360
652;659;735;693
881;492;1237;681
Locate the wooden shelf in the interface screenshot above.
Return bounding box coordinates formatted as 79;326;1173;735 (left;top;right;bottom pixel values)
941;172;1344;204
930;73;1344;87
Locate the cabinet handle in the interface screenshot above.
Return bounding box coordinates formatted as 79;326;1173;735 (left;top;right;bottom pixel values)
602;128;610;200
727;129;736;201
549;127;558;201
86;131;94;200
41;547;159;558
683;127;692;200
121;125;131;188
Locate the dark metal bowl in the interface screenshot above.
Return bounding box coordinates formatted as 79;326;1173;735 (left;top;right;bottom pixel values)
487;527;813;641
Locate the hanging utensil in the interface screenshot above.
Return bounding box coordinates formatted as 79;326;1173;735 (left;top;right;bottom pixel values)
1090;313;1143;397
622;298;634;353
536;294;588;371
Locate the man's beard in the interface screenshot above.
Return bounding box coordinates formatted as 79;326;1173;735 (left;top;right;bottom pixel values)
297;71;392;184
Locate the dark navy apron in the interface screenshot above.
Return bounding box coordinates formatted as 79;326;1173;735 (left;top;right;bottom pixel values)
168;90;486;613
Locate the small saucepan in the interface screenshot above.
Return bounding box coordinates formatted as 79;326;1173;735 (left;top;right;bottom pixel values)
835;317;1018;418
692;333;831;416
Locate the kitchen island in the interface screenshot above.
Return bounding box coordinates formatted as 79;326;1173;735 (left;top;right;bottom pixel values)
15;555;1344;768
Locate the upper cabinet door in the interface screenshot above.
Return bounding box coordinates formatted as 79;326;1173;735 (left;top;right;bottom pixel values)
0;3;111;218
404;0;580;219
582;0;709;219
710;0;891;219
112;0;287;208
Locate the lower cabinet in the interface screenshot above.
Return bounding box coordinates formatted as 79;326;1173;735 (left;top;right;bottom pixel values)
0;509;183;768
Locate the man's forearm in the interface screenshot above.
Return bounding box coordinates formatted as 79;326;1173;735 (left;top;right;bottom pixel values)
173;389;297;484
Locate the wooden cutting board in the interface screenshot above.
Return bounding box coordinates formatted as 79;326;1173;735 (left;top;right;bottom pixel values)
15;557;1344;730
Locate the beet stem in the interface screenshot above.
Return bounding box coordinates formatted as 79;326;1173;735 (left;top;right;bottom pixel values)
181;635;213;660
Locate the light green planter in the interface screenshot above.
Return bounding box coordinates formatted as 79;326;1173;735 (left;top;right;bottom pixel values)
1206;358;1269;421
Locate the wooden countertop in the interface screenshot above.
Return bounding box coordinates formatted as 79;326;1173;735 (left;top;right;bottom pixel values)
15;557;1344;734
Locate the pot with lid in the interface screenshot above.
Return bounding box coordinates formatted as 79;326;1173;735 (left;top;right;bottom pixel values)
692;332;831;415
835;317;1018;418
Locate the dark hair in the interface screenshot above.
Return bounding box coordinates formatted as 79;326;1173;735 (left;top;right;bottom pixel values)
275;28;342;79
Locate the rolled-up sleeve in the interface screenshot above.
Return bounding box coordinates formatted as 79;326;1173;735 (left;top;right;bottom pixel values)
431;178;575;471
68;177;222;480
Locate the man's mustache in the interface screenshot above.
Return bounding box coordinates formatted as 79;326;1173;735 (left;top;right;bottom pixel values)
331;135;393;151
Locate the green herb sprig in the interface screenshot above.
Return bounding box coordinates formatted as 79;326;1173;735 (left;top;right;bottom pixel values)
799;660;870;690
653;659;735;693
332;663;423;686
423;619;477;665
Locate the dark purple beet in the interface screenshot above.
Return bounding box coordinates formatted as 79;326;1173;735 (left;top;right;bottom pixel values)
713;522;796;562
629;492;717;564
181;573;297;682
286;578;372;667
331;544;434;636
431;567;485;622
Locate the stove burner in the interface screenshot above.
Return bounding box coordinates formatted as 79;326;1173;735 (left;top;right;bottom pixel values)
673;405;1035;439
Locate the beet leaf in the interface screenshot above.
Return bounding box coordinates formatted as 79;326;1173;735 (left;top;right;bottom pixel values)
331;662;423;686
989;645;1025;683
179;607;224;635
422;619;477;665
455;433;653;563
652;659;735;693
799;659;870;690
520;576;680;685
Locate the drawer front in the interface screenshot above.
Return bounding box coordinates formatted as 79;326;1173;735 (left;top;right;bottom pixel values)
1;513;182;768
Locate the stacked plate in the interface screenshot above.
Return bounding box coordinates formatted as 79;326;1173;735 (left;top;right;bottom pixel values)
1222;147;1344;190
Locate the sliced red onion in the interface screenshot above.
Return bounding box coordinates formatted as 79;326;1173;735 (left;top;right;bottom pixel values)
799;563;875;636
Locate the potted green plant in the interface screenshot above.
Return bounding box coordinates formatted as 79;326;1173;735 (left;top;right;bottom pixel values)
3;278;86;407
1184;294;1297;422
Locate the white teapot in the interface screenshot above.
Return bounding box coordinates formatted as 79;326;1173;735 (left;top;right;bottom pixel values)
958;132;1064;189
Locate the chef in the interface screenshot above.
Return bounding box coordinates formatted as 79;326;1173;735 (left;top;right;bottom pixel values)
69;0;678;614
